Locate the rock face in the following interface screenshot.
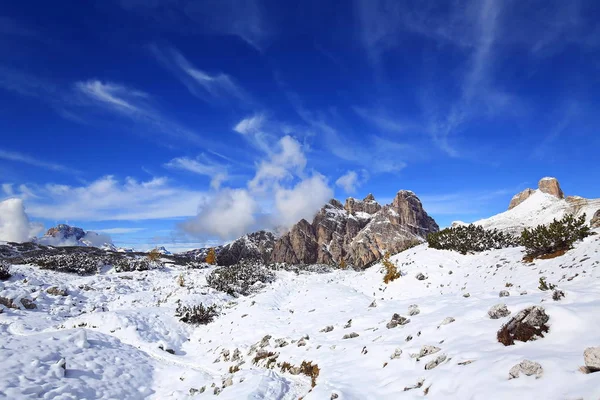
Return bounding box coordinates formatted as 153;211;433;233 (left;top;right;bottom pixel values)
584;347;600;372
591;210;600;228
508;188;535;210
270;191;438;268
184;231;276;266
46;224;86;241
509;360;543;379
538;177;564;199
507;177;565;210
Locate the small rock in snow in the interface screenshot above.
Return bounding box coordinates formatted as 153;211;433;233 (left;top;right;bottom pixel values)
463;293;471;298
386;313;410;329
369;300;377;308
425;354;447;370
499;290;510;297
419;345;441;358
584;347;600;372
390;348;403;359
439;317;455;327
408;304;420;316
47;286;68;296
343;332;359;339
488;304;511;319
509;360;543;379
344;319;352;328
416;272;427;281
320;325;334;333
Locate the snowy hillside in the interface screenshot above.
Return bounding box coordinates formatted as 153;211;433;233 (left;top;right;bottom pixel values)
2;226;600;398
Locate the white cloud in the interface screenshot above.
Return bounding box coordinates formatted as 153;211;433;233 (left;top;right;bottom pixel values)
149;45;249;104
0;148;75;173
180;188;257;239
335;170;368;194
273;174;333;227
249;135;306;191
181;135;333;240
0;198;43;242
233;113;265;135
75;79;203;145
6;176;207;221
165;154;229;189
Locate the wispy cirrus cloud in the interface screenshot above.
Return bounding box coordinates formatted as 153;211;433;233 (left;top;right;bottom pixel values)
165;154;229;190
149;44;250;105
95;227;146;234
119;0;271;52
0;148;76;174
335;170;368;194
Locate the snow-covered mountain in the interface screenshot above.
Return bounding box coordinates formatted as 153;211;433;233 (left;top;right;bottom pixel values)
36;224;115;249
1;177;600;399
475;177;600;235
152;246;172;255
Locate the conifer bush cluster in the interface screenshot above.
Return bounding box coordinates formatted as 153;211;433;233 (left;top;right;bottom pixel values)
113;257;163;273
0;261;11;281
521;214;591;259
207;260;275;296
427;225;519;254
175;302;218;325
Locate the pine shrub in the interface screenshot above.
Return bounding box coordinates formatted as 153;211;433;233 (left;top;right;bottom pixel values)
175;303;218;325
427;225;518;254
207;260;275;296
521;214;591;259
0;261;11;281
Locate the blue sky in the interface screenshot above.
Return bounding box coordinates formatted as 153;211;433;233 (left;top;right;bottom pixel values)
1;0;599;251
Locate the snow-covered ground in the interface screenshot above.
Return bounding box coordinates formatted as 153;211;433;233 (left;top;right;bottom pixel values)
2;227;600;399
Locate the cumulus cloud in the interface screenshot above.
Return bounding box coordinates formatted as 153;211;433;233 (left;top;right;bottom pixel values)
180;188;257;239
0;198;43;242
5;176;207;221
273;174;333;227
181;135;333;240
335;170;368;194
249;135;306;191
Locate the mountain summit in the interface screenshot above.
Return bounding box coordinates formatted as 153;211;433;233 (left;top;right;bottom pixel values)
270;190;438;267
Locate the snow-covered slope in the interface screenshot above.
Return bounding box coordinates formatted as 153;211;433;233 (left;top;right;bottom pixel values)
476;191;600;235
2;228;600;399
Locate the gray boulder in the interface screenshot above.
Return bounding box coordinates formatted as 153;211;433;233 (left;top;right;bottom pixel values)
509;360;543;379
488;304;511;319
584;347;600;372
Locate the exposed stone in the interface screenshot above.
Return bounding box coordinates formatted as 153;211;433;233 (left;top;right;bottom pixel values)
497;306;549;346
584;347;600;372
488;304;511;319
20;298;37;309
463;293;471;298
425;354;447;370
538;177;564;199
270;190;438;268
47;286;68;296
416;272;427;281
342;332;359;339
509;188;535;210
408;304;420;316
386;314;410;329
320;325;334;333
509;360;543;379
390;348;403;360
439;317;455;327
419;346;441;358
499;290;510;297
591;210;600;228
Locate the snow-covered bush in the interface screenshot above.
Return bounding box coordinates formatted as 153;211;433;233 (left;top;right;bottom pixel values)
0;261;11;281
427;225;518;254
521;214;591;259
175;303;218;325
27;253;102;275
207;260;275;296
113;257;161;273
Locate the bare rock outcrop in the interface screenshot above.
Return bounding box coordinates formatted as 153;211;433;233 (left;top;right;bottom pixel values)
509;360;543;379
270;191;438;268
538;177;564;199
584;347;600;372
591;210;600;228
508;188;535;210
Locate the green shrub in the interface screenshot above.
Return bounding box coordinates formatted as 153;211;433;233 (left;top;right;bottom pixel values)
207;260;275;297
427;225;518;254
175;303;218;325
521;214;591;259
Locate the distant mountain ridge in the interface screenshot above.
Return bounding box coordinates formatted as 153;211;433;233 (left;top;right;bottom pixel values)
35;224;116;250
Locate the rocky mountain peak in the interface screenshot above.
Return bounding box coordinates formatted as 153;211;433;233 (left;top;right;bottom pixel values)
46;224;86;241
508;177;565;210
271;189;438;268
538;177;564;199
